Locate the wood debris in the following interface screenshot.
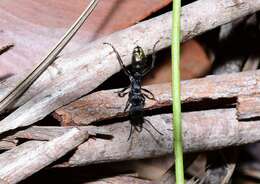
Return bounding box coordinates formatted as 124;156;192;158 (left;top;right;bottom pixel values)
0;128;88;184
0;0;259;138
0;0;260;183
54;70;258;126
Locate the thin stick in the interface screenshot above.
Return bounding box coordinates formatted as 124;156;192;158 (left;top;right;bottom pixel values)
0;128;88;184
0;0;257;138
0;44;14;55
54;109;260;168
172;0;184;183
0;0;99;113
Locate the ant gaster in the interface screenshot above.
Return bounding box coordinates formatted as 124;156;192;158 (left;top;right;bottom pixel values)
104;41;163;140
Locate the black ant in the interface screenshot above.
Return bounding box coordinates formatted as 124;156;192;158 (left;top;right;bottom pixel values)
104;41;163;140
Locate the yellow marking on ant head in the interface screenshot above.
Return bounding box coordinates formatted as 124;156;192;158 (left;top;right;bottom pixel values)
133;46;145;63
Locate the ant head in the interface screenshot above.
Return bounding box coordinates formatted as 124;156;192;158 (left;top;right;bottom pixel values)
132;46;146;71
132;46;146;63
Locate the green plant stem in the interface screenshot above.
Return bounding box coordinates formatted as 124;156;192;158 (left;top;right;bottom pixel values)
172;0;185;183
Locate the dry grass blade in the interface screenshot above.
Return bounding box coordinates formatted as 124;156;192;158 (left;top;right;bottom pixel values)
0;44;14;55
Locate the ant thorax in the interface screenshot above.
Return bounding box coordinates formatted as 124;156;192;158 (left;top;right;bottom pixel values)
132;71;142;78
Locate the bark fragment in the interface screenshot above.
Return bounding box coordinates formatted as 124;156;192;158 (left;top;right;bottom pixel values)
237;94;260;120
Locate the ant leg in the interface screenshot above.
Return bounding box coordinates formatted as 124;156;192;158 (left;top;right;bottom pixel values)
103;42;131;77
151;40;160;69
143;126;156;138
141;40;160;76
144;118;163;135
141;95;145;103
127;124;133;141
143;93;156;101
115;87;129;97
141;88;155;100
142;93;155;101
124;99;130;112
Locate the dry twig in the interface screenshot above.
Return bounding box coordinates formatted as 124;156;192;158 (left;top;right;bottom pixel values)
1;108;260;168
0;128;88;184
54;70;258;125
51;108;260;167
0;0;258;136
0;0;99;113
86;175;150;184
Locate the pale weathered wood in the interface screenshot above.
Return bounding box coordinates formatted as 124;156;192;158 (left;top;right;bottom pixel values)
0;141;43;168
242;52;260;71
54;70;259;126
0;0;258;136
213;58;245;74
214;16;249;74
54;108;260;167
150;169;175;184
214;14;259;75
235;51;260;120
86;175;150;184
237;94;260;120
0;0;99;113
0;128;88;184
1;0;257;112
0;126;107;150
132;155;173;180
236;52;260;120
2;108;260;168
0;140;16;150
6;126;108;141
